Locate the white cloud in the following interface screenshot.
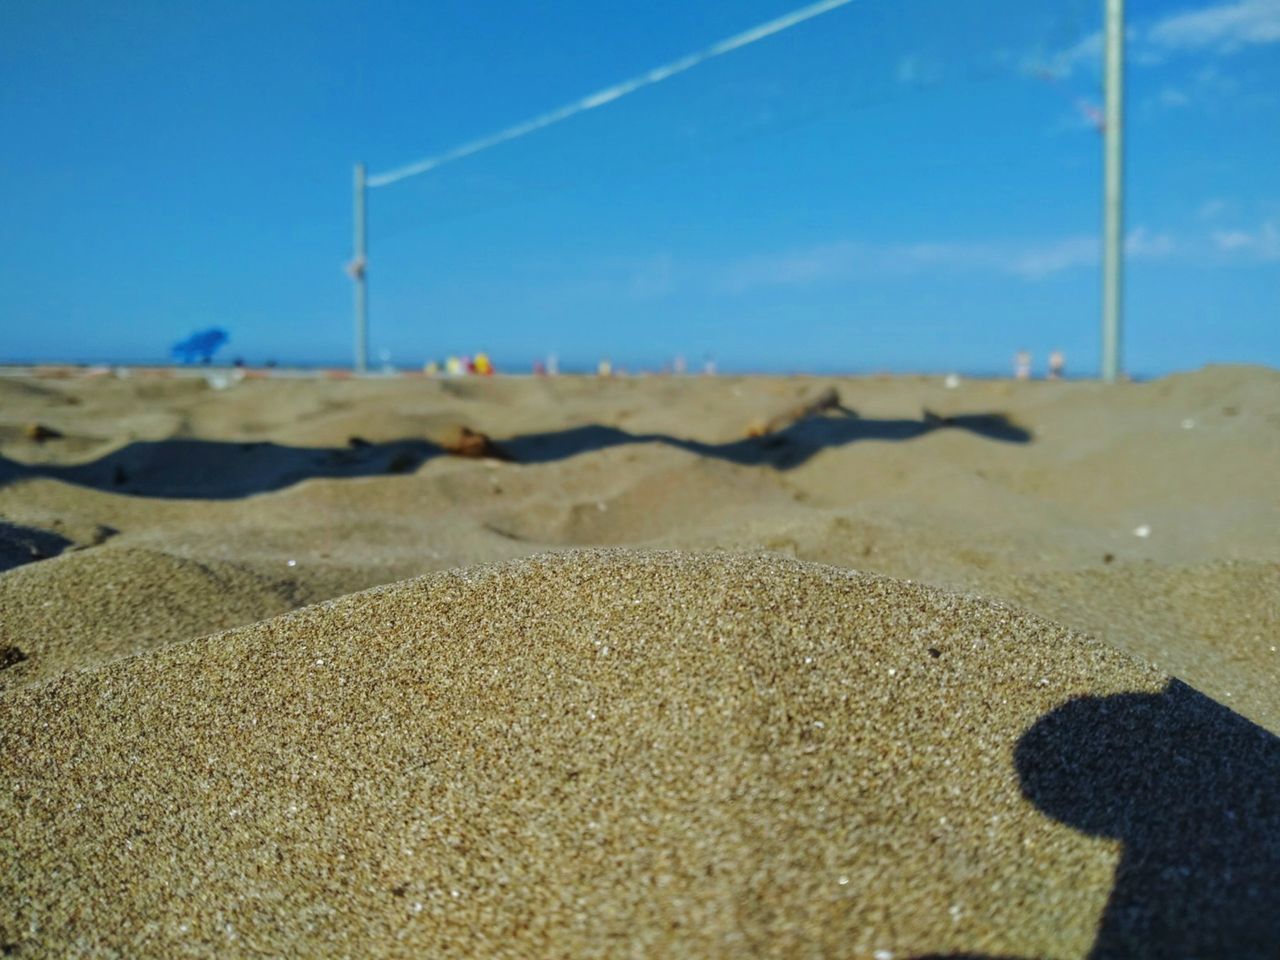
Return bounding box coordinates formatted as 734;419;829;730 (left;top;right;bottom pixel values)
1041;0;1280;78
1142;63;1240;112
718;241;865;292
1007;236;1100;279
1198;198;1229;219
1213;229;1255;250
718;228;1177;292
1147;0;1280;53
1126;226;1177;258
896;54;943;87
1192;63;1241;94
1212;221;1280;258
1040;31;1104;77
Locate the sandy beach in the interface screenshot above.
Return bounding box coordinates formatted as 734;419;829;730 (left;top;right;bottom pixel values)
2;366;1278;957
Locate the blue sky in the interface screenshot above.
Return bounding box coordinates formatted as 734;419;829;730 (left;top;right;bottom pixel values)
1;0;1277;375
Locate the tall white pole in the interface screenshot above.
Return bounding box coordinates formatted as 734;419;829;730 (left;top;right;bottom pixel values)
353;162;369;373
1101;0;1125;382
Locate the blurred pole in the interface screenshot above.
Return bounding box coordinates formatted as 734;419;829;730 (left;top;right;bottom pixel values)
353;162;369;373
1101;0;1125;382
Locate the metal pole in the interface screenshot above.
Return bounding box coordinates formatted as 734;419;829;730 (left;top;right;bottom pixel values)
353;162;369;373
1101;0;1125;382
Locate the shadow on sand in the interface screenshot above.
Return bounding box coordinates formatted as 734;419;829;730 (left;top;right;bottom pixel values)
917;679;1280;959
0;521;75;573
502;411;1029;468
0;438;445;500
1016;680;1279;957
0;410;1030;500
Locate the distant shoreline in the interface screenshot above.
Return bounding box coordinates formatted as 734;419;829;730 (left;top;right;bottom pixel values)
0;361;1185;382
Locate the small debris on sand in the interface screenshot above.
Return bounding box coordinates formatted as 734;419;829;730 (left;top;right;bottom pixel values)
0;645;28;670
747;387;844;437
24;423;63;442
442;426;509;460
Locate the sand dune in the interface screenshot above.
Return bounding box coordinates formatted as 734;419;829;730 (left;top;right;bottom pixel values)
1;366;1278;956
2;367;1276;719
0;545;335;689
3;551;1276;958
990;559;1280;732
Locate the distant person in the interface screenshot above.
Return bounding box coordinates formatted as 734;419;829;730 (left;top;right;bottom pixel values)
445;356;464;376
1048;350;1065;380
1015;350;1032;381
532;360;546;376
703;354;717;376
473;352;494;376
423;360;440;376
673;354;687;375
597;358;613;377
546;353;559;377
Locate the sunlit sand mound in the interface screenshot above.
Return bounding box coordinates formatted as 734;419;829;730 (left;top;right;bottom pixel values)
0;546;315;690
3;551;1276;959
994;559;1280;733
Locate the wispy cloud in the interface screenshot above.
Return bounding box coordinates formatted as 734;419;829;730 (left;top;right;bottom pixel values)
720;242;864;291
1199;198;1230;220
1040;32;1105;78
1126;226;1177;259
1156;87;1192;108
1041;0;1280;78
1213;229;1256;250
1142;64;1242;112
895;54;943;87
1147;0;1280;53
717;228;1178;293
1212;220;1280;259
575;221;1265;304
1006;236;1101;279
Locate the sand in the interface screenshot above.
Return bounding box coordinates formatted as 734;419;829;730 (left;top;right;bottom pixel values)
4;551;1276;958
1;366;1278;956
